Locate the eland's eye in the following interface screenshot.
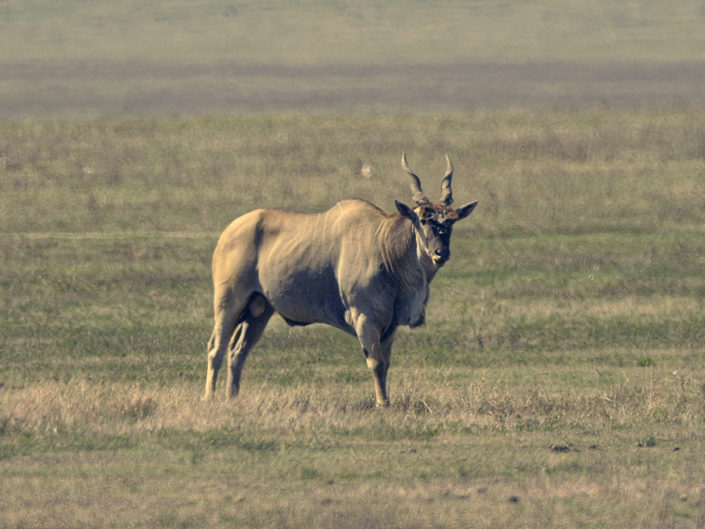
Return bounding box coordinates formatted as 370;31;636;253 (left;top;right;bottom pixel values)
435;223;451;235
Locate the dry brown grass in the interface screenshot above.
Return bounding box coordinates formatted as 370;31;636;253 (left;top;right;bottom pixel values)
2;372;705;528
4;363;703;438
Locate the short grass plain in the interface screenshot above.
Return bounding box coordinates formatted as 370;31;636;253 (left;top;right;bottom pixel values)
3;1;705;526
2;110;705;528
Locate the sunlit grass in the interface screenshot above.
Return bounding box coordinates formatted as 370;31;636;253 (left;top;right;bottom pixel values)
2;372;705;528
2;110;705;527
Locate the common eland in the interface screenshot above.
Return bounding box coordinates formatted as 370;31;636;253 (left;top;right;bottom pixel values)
204;154;477;406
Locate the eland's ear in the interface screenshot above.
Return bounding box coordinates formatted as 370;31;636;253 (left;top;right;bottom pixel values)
455;201;478;220
395;200;419;226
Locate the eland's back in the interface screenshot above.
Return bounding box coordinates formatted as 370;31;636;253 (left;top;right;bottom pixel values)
212;199;389;334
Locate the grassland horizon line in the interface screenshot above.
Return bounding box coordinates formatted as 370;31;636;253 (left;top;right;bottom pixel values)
0;231;219;240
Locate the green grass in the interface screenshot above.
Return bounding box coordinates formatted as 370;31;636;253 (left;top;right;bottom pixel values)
3;3;705;526
2;110;705;527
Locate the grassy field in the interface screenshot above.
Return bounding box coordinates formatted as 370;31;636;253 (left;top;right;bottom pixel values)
2;110;705;528
2;1;705;527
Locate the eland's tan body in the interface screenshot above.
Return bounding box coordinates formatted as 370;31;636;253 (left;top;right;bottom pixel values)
204;154;477;406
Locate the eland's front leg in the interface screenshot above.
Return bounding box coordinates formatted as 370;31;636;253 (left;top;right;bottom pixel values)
353;312;392;407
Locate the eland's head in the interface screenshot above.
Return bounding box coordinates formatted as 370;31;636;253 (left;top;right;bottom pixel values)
395;153;477;268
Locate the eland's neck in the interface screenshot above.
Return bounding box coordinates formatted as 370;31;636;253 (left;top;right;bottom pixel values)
413;231;439;283
378;215;431;291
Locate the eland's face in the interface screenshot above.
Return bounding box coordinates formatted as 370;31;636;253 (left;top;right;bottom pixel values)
416;204;459;267
396;154;477;268
397;201;477;268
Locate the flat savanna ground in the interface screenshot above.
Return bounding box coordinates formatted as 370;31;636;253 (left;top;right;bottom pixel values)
2;109;705;528
4;60;705;117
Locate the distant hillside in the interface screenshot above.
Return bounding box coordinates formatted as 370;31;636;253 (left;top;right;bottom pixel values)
2;1;704;116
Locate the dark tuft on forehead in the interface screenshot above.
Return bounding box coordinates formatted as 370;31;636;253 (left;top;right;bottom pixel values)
419;203;459;221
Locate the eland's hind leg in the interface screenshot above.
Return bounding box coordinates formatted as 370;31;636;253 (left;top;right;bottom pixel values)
204;287;249;400
226;294;274;399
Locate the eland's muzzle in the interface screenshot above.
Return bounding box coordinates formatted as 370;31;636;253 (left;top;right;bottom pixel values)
432;248;450;265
